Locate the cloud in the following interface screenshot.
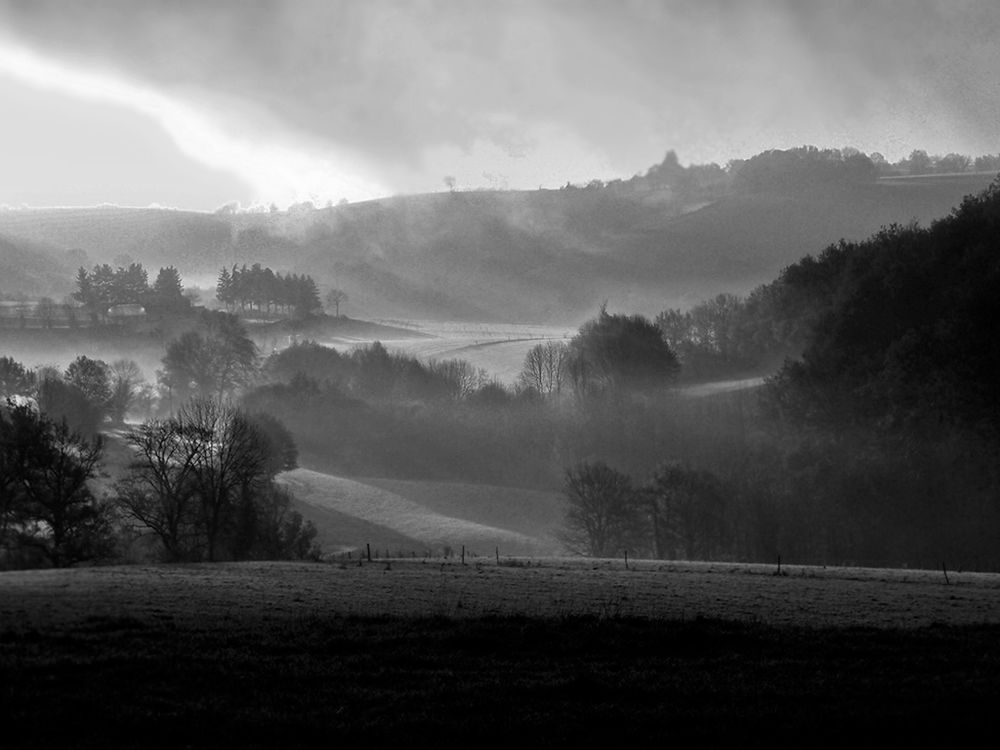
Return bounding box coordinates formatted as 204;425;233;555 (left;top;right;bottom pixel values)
0;0;997;202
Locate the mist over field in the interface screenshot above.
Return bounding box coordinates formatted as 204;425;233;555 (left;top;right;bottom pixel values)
2;2;1000;744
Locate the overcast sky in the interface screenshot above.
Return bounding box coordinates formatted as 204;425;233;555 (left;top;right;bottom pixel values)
0;0;997;210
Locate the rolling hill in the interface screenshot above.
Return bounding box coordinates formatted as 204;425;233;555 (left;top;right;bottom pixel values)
1;172;994;322
278;468;565;557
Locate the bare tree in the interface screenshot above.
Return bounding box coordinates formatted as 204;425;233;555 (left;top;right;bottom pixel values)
519;341;569;397
560;461;646;557
178;399;271;561
116;417;202;561
429;358;488;400
325;288;348;317
116;401;312;562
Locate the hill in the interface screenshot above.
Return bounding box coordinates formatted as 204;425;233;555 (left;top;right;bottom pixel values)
0;171;994;322
0;231;75;299
278;468;564;557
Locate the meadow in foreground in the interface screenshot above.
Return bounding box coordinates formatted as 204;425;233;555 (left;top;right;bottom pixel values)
2;559;999;746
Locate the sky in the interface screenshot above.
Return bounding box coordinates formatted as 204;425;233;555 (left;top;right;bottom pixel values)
0;0;997;211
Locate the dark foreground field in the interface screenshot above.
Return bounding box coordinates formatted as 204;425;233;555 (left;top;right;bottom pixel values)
3;560;1000;746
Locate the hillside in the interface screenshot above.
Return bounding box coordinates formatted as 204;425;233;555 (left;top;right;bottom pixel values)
279;468;564;557
0;232;75;299
1;172;994;322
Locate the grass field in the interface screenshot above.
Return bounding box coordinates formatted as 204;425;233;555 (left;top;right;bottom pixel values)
323;320;576;384
279;468;561;556
3;559;1000;745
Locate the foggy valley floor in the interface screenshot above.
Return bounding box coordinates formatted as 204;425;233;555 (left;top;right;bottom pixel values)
3;560;1000;745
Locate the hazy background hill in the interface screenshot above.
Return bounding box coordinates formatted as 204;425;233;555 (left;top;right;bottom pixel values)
1;170;994;322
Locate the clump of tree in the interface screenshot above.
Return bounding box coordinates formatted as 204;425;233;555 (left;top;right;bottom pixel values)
0;356;35;395
216;264;321;318
654;290;804;381
114;399;316;562
561;460;730;561
160;310;258;406
518;341;570;398
73;262;189;321
2;355;148;434
567;307;679;397
259;339;494;404
730;146;879;192
762;179;1000;437
1;400;114;568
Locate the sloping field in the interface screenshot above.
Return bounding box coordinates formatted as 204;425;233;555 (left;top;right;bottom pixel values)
291;500;421;556
362;476;564;541
325;320;575;383
279;468;559;556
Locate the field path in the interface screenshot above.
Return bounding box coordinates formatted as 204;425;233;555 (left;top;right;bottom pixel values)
279;468;555;556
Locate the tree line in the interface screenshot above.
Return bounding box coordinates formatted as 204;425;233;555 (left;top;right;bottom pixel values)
74;263;189;319
582;145;1000;200
216;264;321;318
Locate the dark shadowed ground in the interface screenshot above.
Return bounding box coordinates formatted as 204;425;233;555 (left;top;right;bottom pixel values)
2;560;998;746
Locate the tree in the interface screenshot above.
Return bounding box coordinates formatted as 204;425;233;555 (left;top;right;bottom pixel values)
561;461;646;557
519;341;569;397
72;267;96;317
293;275;322;318
1;403;111;567
325;288;348;317
161;312;258;404
906;149;932;175
107;359;145;424
936;153;971;174
180;398;272;561
216;266;234;310
248;412;299;474
0;357;35;396
65;356;112;418
36;376;103;436
569;307;680;396
116;417;202;561
0;399;32;559
117;400;310;562
646;462;728;560
427;358;489;400
149;266;187;314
